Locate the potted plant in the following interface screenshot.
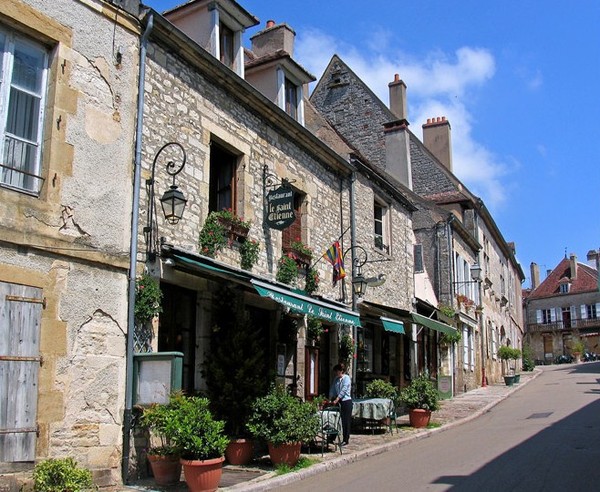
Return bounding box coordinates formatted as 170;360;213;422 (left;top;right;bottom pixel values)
399;374;440;428
304;267;320;295
247;385;319;467
239;238;260;271
510;347;522;383
198;209;251;258
202;287;268;465
571;338;585;363
283;239;313;266
306;316;325;345
139;401;182;485
134;273;163;326
365;379;398;404
276;254;299;285
162;394;229;492
339;333;355;365
498;345;517;386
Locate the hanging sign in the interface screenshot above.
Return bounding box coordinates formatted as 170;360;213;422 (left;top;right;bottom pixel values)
266;185;295;230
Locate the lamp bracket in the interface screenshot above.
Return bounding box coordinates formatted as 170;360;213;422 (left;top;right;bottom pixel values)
263;165;296;190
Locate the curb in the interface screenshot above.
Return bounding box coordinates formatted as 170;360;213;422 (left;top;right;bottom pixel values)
226;369;543;491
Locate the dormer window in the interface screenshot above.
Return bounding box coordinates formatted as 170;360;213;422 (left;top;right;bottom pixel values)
559;278;570;294
219;22;234;67
284;77;299;120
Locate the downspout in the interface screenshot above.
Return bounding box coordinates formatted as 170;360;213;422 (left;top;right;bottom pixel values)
122;12;153;483
349;169;358;394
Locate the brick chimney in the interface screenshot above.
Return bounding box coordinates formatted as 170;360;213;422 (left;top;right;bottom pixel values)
388;74;407;121
570;253;578;280
250;20;295;57
530;262;540;290
587;249;599;269
422;116;452;172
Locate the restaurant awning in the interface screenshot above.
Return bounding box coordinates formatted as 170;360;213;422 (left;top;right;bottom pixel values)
251;279;361;327
380;316;405;334
411;312;456;334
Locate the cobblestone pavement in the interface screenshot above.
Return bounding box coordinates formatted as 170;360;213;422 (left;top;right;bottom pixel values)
125;370;541;492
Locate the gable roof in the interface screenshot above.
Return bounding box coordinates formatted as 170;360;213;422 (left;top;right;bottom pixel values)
528;257;599;299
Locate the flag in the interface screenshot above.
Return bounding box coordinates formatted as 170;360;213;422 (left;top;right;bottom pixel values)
325;241;346;286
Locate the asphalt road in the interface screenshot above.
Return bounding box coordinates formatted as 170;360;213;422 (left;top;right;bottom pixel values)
280;362;600;491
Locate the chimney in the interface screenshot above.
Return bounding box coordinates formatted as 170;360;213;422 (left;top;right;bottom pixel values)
530;262;540;290
389;74;408;121
422;117;452;172
587;249;599;269
570;253;578;280
250;20;296;57
384;75;411;189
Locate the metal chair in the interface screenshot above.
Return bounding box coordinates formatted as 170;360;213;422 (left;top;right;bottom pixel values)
387;400;398;434
317;405;343;456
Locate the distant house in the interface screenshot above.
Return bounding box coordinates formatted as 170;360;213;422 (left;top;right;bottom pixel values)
523;251;600;363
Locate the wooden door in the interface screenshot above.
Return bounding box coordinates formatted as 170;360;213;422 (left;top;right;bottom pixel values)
0;281;43;462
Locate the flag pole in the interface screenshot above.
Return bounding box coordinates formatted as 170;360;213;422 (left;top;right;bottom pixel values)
308;225;351;270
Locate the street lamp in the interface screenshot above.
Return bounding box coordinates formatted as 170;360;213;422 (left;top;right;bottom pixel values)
144;142;187;259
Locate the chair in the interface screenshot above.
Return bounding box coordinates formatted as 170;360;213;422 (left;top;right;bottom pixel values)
316;405;343;456
387;400;398;434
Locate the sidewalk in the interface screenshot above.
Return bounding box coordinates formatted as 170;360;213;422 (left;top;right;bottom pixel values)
126;370;541;492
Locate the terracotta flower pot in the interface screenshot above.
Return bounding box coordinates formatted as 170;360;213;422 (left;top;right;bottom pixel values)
408;408;431;428
147;453;181;486
225;438;254;465
180;456;224;492
267;441;301;467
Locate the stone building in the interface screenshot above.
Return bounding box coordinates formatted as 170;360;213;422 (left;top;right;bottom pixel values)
311;55;524;393
523;251;600;363
0;0;139;485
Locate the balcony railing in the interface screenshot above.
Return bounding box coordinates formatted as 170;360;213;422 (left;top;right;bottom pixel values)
527;317;600;333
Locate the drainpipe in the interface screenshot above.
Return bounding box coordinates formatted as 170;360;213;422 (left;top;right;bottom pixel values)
122;12;153;483
349;169;358;395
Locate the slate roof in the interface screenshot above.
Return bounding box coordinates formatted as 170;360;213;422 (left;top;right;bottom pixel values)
528;257;599;299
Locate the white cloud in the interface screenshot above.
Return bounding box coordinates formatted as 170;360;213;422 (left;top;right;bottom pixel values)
296;29;514;208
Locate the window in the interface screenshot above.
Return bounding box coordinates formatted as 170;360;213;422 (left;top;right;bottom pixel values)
542;309;553;324
374;200;389;253
357;325;373;374
414;244;424;273
559;282;570;294
209;142;237;213
0;27;48;194
219;22;234;68
282;190;305;250
284;77;298;120
585;304;598;319
462;325;474;371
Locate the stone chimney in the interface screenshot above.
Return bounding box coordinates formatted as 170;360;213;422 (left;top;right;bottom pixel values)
389;74;407;121
422;117;452;172
570;253;578;280
587;249;599;269
530;262;540;290
250;20;295;57
384;75;411;189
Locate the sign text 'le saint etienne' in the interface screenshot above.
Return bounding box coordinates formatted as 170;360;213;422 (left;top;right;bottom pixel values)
266;185;295;230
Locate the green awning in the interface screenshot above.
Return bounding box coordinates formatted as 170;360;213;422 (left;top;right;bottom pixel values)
411;312;456;334
380;316;405;334
251;279;361;327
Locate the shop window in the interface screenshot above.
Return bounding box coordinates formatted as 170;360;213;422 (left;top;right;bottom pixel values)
209;141;237;213
414;244;424;273
0;27;48;195
357;326;373;374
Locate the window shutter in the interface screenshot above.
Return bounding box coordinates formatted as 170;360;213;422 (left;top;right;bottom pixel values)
570;305;576;319
596;303;600;318
554;308;561;321
581;305;587;319
536;309;542;323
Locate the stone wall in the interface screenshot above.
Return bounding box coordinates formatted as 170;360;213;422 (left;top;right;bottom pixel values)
0;0;138;485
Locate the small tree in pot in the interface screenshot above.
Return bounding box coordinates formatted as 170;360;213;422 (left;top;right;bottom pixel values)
162;394;229;492
399;374;440;428
498;345;518;385
247;385;319;467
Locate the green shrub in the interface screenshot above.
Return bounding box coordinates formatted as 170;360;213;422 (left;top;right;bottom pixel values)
365;379;399;405
139;400;180;456
33;458;93;492
400;374;440;411
162;394;229;460
522;344;535;371
247;385;319;446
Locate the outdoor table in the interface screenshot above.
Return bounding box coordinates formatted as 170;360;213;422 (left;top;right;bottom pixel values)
352;397;392;420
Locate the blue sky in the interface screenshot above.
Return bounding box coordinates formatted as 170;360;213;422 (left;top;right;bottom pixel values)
146;1;600;286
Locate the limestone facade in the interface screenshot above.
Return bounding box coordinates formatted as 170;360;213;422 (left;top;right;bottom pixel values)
0;0;138;485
